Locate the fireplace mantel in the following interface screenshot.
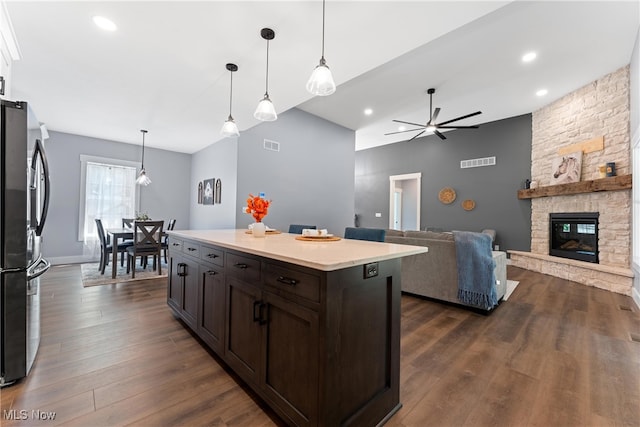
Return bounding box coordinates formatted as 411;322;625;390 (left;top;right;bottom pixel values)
517;174;631;199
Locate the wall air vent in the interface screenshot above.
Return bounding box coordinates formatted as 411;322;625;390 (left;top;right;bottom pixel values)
263;139;280;152
460;156;496;169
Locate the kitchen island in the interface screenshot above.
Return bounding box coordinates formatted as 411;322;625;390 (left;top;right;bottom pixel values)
166;229;428;427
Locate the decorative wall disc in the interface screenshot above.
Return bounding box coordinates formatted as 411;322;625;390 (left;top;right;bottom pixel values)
438;187;456;204
462;199;476;211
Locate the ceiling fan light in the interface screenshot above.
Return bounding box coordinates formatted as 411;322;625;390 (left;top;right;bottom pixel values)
306;59;336;96
136;169;152;186
254;95;277;121
426;125;437;132
220;116;239;137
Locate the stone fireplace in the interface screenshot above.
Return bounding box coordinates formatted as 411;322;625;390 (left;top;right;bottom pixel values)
508;65;633;296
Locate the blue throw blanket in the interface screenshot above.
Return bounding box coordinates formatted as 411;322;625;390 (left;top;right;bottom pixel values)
453;231;498;310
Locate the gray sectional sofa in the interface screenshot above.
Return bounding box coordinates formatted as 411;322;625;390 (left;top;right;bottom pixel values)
385;229;507;310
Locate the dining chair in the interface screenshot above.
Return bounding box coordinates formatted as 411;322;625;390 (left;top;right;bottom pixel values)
122;218;135;229
344;227;386;242
161;219;176;263
288;224;316;234
126;220;165;278
95;218;131;274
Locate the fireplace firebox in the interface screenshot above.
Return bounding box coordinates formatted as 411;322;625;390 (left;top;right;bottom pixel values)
549;212;599;263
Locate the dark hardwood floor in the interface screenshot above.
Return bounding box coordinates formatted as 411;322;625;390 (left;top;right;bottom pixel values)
2;264;638;426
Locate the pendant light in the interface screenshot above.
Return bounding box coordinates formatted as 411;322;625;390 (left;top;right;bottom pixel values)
254;28;277;122
220;63;239;137
136;129;152;186
306;0;336;96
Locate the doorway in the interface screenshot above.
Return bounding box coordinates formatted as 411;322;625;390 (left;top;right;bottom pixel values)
389;173;421;231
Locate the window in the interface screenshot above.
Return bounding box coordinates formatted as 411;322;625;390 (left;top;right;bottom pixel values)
78;155;140;244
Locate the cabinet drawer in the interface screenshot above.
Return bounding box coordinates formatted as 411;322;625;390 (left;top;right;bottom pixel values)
183;241;200;259
200;245;224;267
264;264;320;303
226;252;261;282
168;237;183;253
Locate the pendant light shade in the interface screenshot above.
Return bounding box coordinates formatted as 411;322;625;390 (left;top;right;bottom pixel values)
220;63;240;137
254;28;277;122
136;129;152;186
306;0;336;96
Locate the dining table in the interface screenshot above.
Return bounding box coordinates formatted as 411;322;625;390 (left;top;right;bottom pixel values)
106;228;134;279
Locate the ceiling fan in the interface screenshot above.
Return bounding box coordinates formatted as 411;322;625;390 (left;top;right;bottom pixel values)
385;88;482;141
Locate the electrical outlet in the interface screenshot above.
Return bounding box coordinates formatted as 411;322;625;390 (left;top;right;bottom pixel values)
364;262;378;279
375;213;382;218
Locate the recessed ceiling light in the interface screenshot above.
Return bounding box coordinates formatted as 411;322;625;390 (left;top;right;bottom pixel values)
522;51;537;62
364;108;373;116
536;89;548;97
93;16;117;32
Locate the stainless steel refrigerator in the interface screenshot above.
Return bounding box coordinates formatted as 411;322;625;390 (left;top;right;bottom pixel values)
1;99;51;387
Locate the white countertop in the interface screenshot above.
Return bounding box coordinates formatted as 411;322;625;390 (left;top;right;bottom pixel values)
168;229;428;272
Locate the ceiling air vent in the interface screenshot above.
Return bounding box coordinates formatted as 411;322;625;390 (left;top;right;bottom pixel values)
263;139;280;152
460;156;496;169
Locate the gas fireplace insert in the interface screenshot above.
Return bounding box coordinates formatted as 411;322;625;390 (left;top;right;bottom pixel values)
549;212;599;263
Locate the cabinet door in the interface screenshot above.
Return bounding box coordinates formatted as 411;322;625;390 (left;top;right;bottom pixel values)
262;292;319;427
225;277;262;385
181;257;199;329
167;254;183;313
198;263;225;354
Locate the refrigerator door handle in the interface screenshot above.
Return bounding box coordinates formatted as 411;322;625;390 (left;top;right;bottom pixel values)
27;256;50;282
31;139;50;237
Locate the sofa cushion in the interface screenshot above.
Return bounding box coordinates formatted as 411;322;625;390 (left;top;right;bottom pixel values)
404;230;454;241
385;229;406;238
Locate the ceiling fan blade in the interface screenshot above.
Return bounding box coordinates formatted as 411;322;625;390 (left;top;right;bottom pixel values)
392;119;427;128
407;130;426;142
437;111;482;126
431;107;440;124
434;129;447;140
384;128;426;136
437;125;480;129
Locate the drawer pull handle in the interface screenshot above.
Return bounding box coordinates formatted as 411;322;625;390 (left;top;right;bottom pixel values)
172;243;180;247
234;263;248;269
187;247;197;252
277;276;298;286
177;263;187;277
206;270;217;276
207;253;219;259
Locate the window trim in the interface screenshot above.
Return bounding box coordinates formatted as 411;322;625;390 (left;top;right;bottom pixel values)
78;154;140;242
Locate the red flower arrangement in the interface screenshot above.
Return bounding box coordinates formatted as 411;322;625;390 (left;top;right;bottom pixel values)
245;193;271;223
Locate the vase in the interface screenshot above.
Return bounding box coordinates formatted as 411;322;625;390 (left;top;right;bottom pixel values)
252;222;266;237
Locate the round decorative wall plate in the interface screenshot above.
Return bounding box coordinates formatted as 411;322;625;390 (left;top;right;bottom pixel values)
438;187;456;204
462;199;476;211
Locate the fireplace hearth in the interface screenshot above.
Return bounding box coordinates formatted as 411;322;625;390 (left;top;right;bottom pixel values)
549;212;599;263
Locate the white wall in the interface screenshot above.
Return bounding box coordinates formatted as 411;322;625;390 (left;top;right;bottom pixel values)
630;27;640;308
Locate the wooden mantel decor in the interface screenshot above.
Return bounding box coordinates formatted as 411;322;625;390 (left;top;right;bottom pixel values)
557;135;605;155
518;174;631;199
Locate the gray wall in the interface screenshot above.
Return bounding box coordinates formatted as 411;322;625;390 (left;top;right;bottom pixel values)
190;137;238;230
355;114;532;251
235;108;355;235
42;131;191;263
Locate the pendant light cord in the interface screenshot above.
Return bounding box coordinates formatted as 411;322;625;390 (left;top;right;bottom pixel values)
321;0;326;59
265;39;270;95
140;130;147;169
229;71;233;116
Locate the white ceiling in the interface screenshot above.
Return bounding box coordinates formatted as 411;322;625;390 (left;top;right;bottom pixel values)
5;1;639;154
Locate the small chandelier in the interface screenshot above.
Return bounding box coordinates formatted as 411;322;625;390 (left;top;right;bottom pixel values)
306;0;336;96
220;63;239;137
254;28;277;122
136;129;151;186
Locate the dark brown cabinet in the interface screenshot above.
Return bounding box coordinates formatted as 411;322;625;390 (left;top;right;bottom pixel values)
167;235;402;427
